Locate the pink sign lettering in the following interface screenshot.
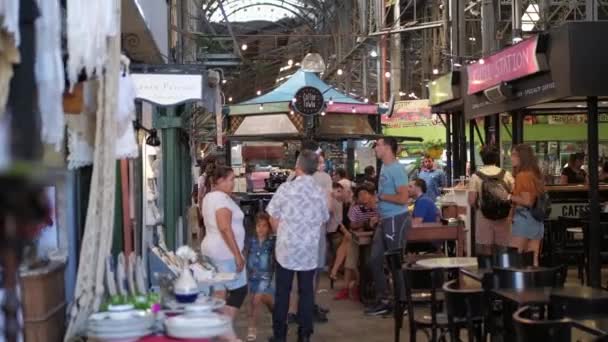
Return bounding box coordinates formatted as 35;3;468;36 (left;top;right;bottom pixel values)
467;36;541;95
327;103;378;114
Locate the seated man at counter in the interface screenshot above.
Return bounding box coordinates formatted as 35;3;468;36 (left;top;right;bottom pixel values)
468;145;514;256
561;152;587;185
407;179;441;252
409;179;439;224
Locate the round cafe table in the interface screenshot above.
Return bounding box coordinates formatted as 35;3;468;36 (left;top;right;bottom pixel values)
416;257;478;269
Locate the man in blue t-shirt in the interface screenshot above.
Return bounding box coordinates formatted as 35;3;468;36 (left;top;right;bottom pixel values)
409;179;440;224
418;154;447;202
365;136;410;316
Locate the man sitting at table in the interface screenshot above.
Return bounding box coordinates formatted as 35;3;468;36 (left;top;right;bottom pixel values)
409;179;440;224
407;179;441;252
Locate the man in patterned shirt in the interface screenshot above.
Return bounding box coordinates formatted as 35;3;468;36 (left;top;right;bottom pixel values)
267;150;330;342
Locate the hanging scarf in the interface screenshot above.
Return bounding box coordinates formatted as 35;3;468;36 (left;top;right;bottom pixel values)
66;0;118;89
35;0;65;149
64;0;120;338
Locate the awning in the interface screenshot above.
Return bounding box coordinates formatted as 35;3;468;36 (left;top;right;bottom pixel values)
121;0;164;64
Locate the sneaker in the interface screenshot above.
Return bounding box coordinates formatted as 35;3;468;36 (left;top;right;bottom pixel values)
333;288;349;300
364;302;392;316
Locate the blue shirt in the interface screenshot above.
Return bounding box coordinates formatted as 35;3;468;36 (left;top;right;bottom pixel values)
378;161;408;218
418;169;446;202
412;195;439;223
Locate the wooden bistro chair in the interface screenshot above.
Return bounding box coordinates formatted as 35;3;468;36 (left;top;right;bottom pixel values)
402;265;446;342
513;306;607;342
443;279;485;342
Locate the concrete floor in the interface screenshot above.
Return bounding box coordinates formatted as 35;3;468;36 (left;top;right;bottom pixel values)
233;276;394;342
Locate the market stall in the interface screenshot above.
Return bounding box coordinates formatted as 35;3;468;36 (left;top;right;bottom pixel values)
463;21;608;287
225;68;381;215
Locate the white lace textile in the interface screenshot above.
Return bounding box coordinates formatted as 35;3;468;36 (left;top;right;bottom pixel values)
66;0;118;88
66;82;96;170
64;1;120;339
0;0;20;45
114;72;138;160
35;0;65;150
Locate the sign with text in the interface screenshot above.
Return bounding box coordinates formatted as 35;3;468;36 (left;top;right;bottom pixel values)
547;113;608;125
326;103;378;114
467;36;542;95
382;100;440;128
293;86;324;115
131;74;203;106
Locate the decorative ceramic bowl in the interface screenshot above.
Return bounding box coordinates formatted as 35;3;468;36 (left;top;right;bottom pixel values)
174;292;198;303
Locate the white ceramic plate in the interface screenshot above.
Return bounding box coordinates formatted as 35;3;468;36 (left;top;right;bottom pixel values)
165;296;225;312
165;315;231;339
127;253;136;295
105;257;117;297
135;256;147;294
116;253;128;296
165;314;230;329
87;328;151;341
107;304;135;312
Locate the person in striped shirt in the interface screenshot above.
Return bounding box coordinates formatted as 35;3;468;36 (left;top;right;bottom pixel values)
333;182;379;301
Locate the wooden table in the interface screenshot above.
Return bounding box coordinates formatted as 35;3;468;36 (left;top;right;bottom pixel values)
408;223;466;257
352;222;466;256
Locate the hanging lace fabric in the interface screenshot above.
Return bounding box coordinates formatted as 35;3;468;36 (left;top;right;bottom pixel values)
34;0;65;150
114;56;138;160
66;0;118;89
66;82;96;170
64;0;120;339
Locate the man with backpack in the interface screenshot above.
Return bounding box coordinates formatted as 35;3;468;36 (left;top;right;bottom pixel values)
468;145;514;255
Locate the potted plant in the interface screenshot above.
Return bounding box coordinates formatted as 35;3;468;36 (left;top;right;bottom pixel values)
423;139;445;159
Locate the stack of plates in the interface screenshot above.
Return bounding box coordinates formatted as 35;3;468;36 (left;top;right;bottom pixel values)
165;314;232;339
165;296;225;314
86;310;154;342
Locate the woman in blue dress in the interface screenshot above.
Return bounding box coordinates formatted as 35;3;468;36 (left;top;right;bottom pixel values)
246;212;275;341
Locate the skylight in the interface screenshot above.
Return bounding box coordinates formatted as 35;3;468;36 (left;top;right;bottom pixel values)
210;0;312;23
522;4;540;32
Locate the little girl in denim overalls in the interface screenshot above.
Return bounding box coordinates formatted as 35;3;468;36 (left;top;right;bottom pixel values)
246;212;275;341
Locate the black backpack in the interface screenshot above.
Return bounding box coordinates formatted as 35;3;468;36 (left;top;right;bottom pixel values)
475;170;512;220
530;191;552;221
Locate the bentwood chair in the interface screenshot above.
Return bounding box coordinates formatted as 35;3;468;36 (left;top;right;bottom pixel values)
402;265;446;342
443;279;485;342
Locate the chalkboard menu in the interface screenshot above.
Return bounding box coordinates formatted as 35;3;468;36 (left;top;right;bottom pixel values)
293;86;324;115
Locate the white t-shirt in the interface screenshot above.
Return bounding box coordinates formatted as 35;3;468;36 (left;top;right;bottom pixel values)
201;191;245;260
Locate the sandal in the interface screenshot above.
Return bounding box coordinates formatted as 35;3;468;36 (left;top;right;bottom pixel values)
247;327;257;341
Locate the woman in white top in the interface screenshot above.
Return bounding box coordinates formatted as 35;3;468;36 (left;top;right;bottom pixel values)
201;164;248;320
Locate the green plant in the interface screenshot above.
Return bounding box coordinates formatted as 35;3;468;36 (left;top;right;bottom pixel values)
423;139;445;151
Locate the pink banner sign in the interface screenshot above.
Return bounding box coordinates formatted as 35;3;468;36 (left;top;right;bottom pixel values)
327;103;378;115
467;36;541;95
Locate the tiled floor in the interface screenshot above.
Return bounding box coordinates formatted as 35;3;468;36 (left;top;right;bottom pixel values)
233;276;394;342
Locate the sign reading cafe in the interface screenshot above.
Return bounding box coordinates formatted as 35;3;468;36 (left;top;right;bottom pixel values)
293;86;325;115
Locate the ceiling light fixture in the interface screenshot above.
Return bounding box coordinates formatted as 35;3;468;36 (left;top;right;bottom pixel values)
241;43;248;51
